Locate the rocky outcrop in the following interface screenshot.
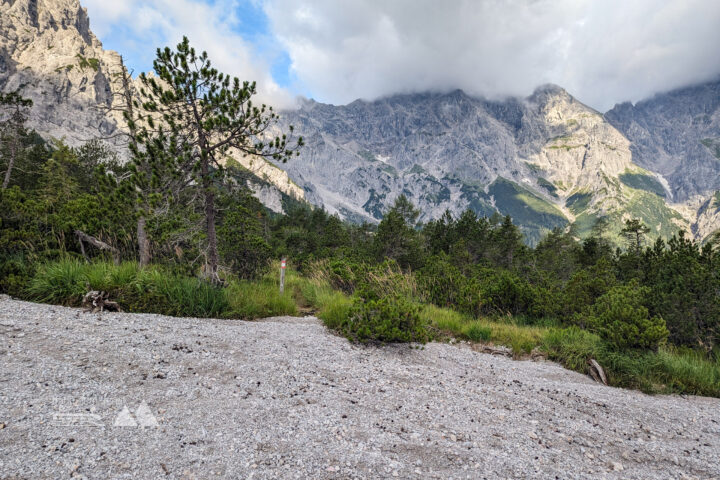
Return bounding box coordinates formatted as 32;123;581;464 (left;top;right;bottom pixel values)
0;0;126;148
605;79;720;203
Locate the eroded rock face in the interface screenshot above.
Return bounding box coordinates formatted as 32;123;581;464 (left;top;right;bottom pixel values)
277;84;713;243
0;0;126;148
605;80;720;203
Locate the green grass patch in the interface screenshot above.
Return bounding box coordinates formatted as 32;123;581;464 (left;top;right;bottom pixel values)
75;54;100;72
488;177;568;244
358;150;377;162
27;259;229;318
548;144;584;151
542;327;720;396
565;191;592;214
571;212;600;238
619;171;666;198
420;304;720;396
284;269;353;329
423;304;544;355
379;164;398;176
616;190;686;240
537;177;558;197
701;138;720;159
225;279;297;319
408;164;426;175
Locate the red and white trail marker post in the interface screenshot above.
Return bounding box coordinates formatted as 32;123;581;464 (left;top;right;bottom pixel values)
280;257;287;294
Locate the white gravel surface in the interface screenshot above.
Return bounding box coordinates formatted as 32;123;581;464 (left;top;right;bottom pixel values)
1;296;719;479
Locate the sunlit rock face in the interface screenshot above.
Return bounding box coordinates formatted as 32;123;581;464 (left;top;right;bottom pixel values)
2;0;717;242
0;0;127;148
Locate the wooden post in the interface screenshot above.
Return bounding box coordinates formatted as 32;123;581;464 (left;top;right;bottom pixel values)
280;257;287;294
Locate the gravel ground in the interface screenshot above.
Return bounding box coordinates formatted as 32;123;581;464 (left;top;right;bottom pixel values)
1;297;719;480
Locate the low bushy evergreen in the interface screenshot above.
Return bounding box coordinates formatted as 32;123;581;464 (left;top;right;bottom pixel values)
583;281;669;351
339;295;430;344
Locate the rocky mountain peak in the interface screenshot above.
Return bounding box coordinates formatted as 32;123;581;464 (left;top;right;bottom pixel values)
528;83;571;104
1;0;125;147
3;0;96;46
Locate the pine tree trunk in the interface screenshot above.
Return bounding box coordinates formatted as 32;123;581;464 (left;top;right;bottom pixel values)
118;55;152;268
199;151;219;283
204;180;219;283
1;135;17;190
137;216;151;267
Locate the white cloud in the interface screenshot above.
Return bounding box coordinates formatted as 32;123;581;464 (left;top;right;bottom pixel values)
83;0;296;108
264;0;720;110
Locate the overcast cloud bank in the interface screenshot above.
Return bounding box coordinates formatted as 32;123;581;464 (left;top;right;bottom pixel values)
85;0;720;110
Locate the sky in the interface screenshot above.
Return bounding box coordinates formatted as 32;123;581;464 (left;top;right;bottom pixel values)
83;0;720;111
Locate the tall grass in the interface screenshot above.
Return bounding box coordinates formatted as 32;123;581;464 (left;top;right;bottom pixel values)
284;269;353;328
26;259;88;304
28;259;228;318
225;279;297;318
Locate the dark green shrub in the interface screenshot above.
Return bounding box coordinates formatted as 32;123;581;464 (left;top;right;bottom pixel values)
477;268;535;316
338;295;430;344
417;255;483;316
527;277;564;320
641;234;720;351
561;259;617;322
0;253;32;296
218;191;272;280
327;258;363;293
583;281;669;351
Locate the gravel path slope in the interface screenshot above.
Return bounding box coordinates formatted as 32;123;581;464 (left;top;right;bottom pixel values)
0;297;718;479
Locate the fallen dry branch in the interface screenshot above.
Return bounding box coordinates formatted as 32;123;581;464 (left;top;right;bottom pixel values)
587;358;608;385
82;290;122;313
75;230;120;265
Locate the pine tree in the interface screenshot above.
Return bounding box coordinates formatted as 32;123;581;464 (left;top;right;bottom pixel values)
374;195;421;268
0;91;33;190
132;37;302;282
621;218;650;253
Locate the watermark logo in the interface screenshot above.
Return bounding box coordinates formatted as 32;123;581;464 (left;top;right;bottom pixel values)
113;402;159;428
51;401;159;428
51;413;103;427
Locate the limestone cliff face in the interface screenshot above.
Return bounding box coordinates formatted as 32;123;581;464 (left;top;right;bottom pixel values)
605;79;720;203
0;0;126;147
528;87;633;212
277;85;705;243
0;0;305;206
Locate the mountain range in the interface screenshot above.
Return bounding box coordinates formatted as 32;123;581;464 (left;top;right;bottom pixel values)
276;82;720;244
2;0;719;244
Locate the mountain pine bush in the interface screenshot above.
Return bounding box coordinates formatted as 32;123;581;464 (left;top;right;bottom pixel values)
583;280;669;351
